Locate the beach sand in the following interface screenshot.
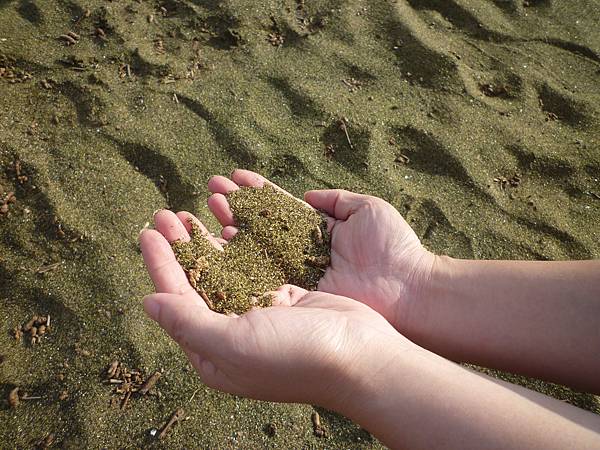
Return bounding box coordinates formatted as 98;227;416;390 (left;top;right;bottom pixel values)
1;0;599;447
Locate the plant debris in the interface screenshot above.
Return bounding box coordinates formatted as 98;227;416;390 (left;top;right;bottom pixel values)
158;408;185;440
342;77;363;92
8;387;20;408
337;116;354;150
59;31;80;46
0;56;32;83
267;32;284;47
0;191;16;215
7;387;41;408
172;186;330;314
311;411;327;438
493;174;522;190
479;82;509;97
13;315;51;345
104;361;161;409
139;371;161;395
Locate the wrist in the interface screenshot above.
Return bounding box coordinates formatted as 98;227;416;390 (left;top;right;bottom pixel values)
326;333;419;416
397;252;455;341
331;335;451;447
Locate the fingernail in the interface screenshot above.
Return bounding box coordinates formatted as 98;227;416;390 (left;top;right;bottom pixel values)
143;296;160;322
138;222;150;236
152;209;162;218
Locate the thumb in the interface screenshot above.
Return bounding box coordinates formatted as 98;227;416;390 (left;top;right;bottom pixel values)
304;189;370;220
143;293;232;357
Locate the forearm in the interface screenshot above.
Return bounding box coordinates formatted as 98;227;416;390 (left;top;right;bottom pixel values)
337;344;600;449
410;258;600;392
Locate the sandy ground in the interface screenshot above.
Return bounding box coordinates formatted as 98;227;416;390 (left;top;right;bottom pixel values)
1;0;599;447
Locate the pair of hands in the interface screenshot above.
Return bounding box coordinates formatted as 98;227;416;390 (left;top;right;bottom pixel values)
140;169;436;409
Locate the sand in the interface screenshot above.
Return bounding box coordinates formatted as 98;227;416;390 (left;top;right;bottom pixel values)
0;0;599;447
172;186;330;314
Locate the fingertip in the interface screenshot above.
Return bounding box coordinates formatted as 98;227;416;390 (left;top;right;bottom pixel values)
139;228;163;249
175;211;193;231
208;175;239;194
231;169;266;187
303;190;319;205
221;225;238;240
154;209;191;243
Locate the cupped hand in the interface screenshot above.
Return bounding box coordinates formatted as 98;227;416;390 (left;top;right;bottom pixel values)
205;169;436;332
139;210;407;407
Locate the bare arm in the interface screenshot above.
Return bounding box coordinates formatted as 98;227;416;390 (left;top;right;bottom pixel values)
338;342;600;450
408;259;600;393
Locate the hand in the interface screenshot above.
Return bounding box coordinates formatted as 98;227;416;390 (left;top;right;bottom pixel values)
206;169;436;332
139;210;408;407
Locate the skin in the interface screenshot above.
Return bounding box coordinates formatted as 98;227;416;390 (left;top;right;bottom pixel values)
206;169;600;393
140;169;600;449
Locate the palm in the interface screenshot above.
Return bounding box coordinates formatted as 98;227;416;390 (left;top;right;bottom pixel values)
196;289;398;403
205;170;434;328
319;200;426;324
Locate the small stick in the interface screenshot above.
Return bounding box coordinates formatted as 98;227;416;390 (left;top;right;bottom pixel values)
107;360;119;378
67;31;80;40
21;395;42;400
36;262;61;274
121;391;132;410
312;225;323;245
60;34;78;45
339;119;354;150
139;371;161;395
23;317;37;332
46;314;50;328
188;388;200;403
125;64;131;78
199;289;214;310
311;411;326;437
105;379;124;384
158;408;185;440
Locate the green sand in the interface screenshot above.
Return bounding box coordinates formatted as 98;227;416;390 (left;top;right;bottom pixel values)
172;185;330;314
1;0;599;447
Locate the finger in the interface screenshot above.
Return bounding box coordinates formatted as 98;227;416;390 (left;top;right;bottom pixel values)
207;193;235;227
140;230;194;294
304;189;370;220
154;209;190;243
207;175;239;195
175;211;224;251
222;225;238;240
268;284;309;307
143;291;207;312
230;169;271;188
231;169;313;209
143;291;233;357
